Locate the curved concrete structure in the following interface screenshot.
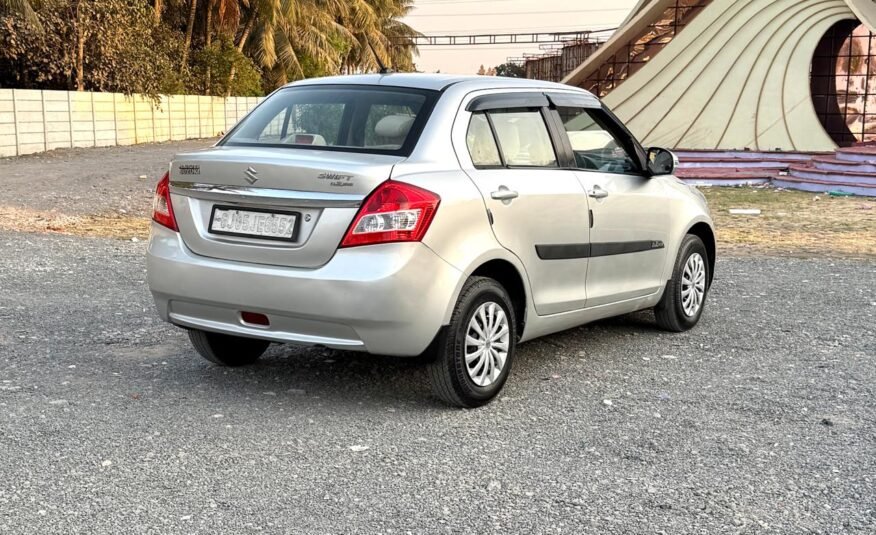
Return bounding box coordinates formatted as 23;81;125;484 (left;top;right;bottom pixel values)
846;0;876;30
563;0;869;152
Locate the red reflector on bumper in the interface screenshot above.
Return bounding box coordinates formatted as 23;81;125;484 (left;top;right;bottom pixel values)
240;311;270;326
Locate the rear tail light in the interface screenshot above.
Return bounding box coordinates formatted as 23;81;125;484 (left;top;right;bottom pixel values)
152;172;178;231
340;180;440;248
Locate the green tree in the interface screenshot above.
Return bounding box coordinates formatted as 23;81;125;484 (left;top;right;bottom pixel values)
337;0;419;73
0;0;422;96
1;0;184;100
494;62;525;78
191;37;262;96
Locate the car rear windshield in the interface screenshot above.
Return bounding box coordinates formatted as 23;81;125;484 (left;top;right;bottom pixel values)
221;85;438;156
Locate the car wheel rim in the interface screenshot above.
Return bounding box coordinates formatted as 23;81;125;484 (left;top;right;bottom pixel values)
464;302;510;388
681;252;706;317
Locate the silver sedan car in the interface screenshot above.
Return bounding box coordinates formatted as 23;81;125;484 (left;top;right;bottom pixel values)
147;74;715;407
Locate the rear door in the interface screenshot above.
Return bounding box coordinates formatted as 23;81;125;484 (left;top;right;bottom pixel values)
457;92;591;316
546;97;671;307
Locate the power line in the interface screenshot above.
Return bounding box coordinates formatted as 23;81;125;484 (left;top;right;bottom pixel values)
415;0;519;4
417;45;565;50
418;24;618;34
415;42;607;49
405;28;616;46
408;8;630;17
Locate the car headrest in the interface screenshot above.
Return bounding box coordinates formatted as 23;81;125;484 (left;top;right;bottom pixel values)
496;120;520;160
374;115;415;139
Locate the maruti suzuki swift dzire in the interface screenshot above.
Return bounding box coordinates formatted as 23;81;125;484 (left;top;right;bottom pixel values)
147;74;715;407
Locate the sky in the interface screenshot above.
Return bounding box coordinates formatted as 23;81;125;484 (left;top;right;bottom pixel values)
403;0;640;74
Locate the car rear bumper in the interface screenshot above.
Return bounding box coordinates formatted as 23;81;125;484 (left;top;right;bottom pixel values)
146;223;463;356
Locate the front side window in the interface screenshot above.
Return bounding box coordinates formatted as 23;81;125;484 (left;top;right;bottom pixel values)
488;109;558;167
223;86;436;156
557;106;639;174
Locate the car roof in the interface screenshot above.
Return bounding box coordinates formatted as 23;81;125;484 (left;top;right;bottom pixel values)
285;73;595;96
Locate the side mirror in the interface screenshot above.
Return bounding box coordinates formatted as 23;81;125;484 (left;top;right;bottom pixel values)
647;147;678;176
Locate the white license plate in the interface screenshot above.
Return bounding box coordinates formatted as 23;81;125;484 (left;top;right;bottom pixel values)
209;207;299;241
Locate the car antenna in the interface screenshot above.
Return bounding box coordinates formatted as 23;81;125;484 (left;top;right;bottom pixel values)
367;41;392;74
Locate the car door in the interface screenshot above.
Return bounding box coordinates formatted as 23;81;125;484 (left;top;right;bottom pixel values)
457;93;592;316
546;96;671;308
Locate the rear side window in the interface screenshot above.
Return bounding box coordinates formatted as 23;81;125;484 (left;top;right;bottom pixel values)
465;108;558;169
489;110;557;167
223;86;437;156
466;113;502;167
557;106;639;174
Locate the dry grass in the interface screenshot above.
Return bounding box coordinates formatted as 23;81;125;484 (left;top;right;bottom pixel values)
702;187;876;258
0;206;149;240
1;187;875;258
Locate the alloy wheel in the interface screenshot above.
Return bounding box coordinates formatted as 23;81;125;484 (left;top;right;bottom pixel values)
464;302;510;387
681;252;706;317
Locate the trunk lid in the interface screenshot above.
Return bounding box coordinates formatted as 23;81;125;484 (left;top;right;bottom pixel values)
168;146;403;268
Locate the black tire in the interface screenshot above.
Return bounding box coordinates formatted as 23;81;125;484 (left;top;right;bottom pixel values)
654;234;710;332
188;329;271;366
427;277;517;408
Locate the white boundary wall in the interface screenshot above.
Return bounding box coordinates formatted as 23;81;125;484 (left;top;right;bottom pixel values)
0;89;265;157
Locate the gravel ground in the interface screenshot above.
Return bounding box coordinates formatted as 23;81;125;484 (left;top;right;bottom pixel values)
0;139;216;217
1;230;874;534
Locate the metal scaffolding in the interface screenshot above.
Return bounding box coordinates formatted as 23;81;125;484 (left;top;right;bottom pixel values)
405;30;614;47
508;37;610;83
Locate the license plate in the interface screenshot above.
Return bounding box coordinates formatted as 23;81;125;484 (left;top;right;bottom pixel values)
209;206;299;241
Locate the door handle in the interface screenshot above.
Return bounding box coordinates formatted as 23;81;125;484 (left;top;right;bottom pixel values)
491;186;519;202
588;186;609;199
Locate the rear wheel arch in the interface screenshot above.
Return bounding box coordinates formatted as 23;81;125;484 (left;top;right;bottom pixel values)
686;222;716;287
469;259;527;338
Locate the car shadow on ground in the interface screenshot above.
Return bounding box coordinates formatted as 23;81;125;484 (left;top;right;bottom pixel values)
186;310;664;409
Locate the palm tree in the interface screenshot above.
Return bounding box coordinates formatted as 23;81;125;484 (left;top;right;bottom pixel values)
180;0;198;71
226;0;419;94
380;0;419;72
338;0;419;74
228;0;342;90
202;0;242;92
0;0;41;27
